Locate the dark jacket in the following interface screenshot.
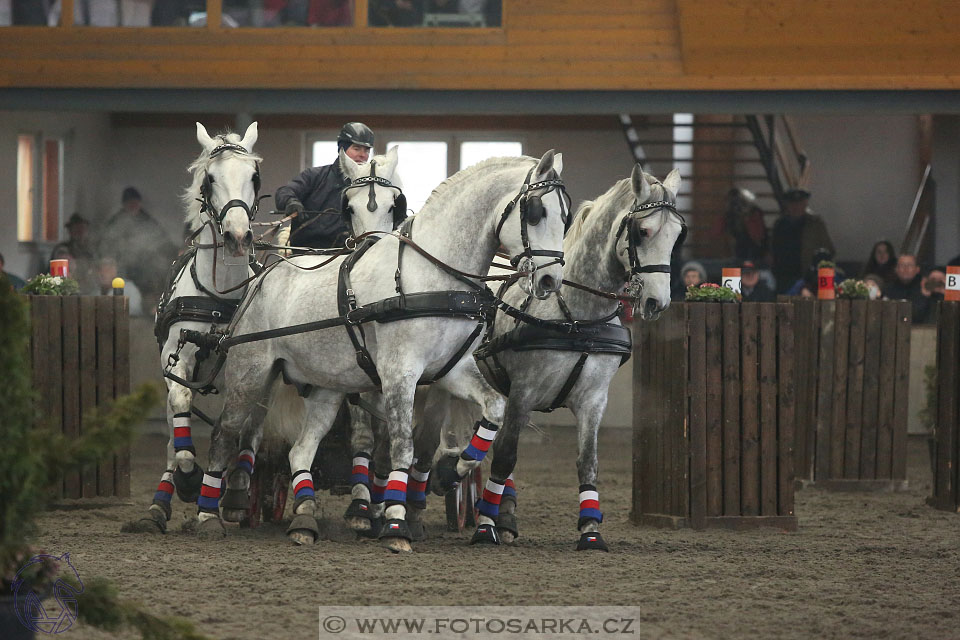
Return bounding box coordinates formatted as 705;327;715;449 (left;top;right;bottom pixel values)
275;160;351;249
884;275;931;324
771;212;834;293
742;280;776;302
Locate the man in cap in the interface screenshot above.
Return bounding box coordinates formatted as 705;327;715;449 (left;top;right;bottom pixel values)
770;188;834;294
740;260;776;302
275;122;375;251
51;213;98;293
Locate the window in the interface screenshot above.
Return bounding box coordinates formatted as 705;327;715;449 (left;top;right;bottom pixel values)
386;141;447;214
459;141;522;171
672;113;693;213
311;140;339;168
223;0;353;27
370;0;501;27
17;135;34;242
17;135;63;243
55;0;208;26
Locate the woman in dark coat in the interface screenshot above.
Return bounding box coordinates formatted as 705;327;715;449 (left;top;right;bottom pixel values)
862;240;897;286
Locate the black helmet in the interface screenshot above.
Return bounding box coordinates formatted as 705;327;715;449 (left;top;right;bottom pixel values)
337;122;374;151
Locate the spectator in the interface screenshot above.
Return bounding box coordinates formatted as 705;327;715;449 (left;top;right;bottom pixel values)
308;0;352;25
862;274;885;300
49;0;153;26
97;257;143;316
862;240;897;286
369;0;423;26
673;260;706;300
786;247;842;297
740;260;776;302
275;122;375;251
718;187;768;264
10;0;48;24
0;252;26;290
884;254;931;323
99;186;177;306
771;188;834;294
51;213;98;294
919;267;946;324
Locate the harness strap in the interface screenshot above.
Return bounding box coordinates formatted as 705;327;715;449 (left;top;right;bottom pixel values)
421;320;485;385
338;237;383;387
155;296;239;346
549;351;590;410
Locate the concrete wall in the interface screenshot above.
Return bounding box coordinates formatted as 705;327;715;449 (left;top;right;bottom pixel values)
933;115;960;265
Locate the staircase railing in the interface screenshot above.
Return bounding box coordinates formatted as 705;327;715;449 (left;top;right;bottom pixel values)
745;115;809;207
900;164;936;264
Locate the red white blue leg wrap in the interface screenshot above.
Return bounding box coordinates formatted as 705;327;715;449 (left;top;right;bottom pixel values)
237;449;255;476
153;470;175;505
476;478;506;519
384;470;408;507
350;452;372;487
460;417;499;462
407;464;430;509
578;484;603;528
292;469;315;505
502;474;517;503
370;473;388;505
197;471;223;513
172;412;195;454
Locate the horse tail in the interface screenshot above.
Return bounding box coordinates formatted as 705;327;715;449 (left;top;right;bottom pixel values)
263;379;305;446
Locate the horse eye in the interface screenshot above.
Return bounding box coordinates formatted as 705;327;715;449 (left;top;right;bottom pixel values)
638;228;649;238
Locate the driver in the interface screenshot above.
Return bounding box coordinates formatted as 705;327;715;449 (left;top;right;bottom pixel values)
275;122;375;250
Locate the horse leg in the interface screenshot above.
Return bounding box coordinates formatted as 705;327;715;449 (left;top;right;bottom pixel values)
287;389;344;546
343;397;376;533
221;400;267;523
573;392;609;552
430;359;506;498
404;387;450;541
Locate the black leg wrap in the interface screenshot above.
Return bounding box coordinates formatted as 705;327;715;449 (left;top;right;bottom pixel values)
430;455;464;496
344;498;373;522
495;512;519;539
576;531;609;552
470;523;501;545
173;463;204;503
152;499;172;521
287;513;320;541
406;519;426;542
378;518;413;542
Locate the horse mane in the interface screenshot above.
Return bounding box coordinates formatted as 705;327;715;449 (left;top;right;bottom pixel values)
565;173;671;245
182;131;263;232
424;155;535;210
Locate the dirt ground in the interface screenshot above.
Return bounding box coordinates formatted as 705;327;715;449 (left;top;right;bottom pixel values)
32;426;960;640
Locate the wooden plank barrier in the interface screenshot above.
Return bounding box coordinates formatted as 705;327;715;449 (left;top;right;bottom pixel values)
631;302;797;531
928;301;960;512
28;295;131;498
788;299;911;490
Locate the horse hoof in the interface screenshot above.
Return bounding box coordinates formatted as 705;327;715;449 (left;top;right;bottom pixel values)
121;508;167;534
378;519;413;552
469;523;500;546
576;531;609;552
383;537;412;553
430;455;462;496
221;488;249;522
344;499;373;530
222;509;248;523
407;519;426;542
197;516;226;540
495;513;519;543
287;514;320;545
174;464;204;503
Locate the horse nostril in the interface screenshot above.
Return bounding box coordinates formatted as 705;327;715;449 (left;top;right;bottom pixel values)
242;230;254;247
539;275;557;292
645;298;660;316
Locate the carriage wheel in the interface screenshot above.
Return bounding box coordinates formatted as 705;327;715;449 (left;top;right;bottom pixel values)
239;469;261;529
445;466;483;532
267;472;290;523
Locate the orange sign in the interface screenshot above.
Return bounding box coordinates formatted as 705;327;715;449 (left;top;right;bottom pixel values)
947;266;960;302
817;268;835;300
721;268;741;294
50;259;69;277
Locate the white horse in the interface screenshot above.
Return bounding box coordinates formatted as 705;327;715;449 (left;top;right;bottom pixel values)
197;152;568;552
413;166;684;549
125;122;261;534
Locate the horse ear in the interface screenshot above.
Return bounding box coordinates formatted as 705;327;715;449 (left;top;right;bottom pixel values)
662;168;682;198
534;149;557;179
340;148;360;181
553;152;563;176
196;122;215;152
631;163;651;203
381;145;399;179
239;121;258;152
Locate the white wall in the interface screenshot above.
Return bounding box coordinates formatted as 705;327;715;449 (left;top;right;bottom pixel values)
933;115;960;265
792;115;920;265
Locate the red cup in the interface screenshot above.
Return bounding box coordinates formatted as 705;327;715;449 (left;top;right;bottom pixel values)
817;268;835;300
50;259;69;277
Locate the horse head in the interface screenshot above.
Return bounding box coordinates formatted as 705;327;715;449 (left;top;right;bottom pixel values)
339;145;406;239
191;121;262;257
618;165;685;321
501;150;568;300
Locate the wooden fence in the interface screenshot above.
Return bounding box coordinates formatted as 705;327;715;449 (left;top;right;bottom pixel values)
29;295;131;499
631;302;797;531
928;301;960;512
790;299;911;490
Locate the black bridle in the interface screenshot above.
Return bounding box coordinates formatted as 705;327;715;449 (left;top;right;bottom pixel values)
495;167;571;270
615;199;687;276
198;142;263;230
340;159;408;234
